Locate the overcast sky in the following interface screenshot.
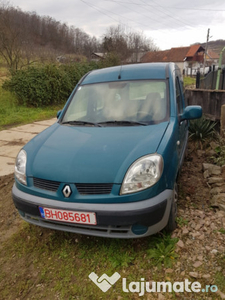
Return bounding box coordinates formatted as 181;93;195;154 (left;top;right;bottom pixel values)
9;0;225;50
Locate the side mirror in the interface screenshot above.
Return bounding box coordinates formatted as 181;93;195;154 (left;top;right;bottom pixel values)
57;110;62;119
180;106;202;122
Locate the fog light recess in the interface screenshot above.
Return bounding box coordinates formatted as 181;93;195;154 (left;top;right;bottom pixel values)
131;224;148;235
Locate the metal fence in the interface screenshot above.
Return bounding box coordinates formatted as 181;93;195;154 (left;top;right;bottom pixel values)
196;67;225;90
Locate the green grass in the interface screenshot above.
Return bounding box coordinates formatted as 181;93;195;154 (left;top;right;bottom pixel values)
212;141;225;166
1;223;222;300
147;234;179;269
0;87;62;130
183;76;196;87
0;224;180;300
215;254;225;294
218;228;225;234
176;217;189;227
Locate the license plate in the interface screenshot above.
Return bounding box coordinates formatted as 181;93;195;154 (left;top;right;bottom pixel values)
39;207;97;225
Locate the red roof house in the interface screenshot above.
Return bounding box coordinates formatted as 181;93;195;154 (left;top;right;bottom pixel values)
141;45;205;75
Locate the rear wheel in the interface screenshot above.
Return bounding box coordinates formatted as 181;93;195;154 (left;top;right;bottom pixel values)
165;182;178;232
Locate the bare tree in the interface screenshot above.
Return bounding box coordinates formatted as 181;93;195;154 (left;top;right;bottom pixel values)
102;25;130;61
127;31;159;63
1;3;160;69
0;3;96;69
0;5;26;71
102;25;158;63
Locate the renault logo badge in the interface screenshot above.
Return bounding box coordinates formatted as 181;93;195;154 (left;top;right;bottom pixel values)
62;185;72;198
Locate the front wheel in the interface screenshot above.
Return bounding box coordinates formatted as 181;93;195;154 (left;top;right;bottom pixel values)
165;182;178;233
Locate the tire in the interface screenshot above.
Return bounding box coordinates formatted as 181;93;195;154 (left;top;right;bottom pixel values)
165;182;178;233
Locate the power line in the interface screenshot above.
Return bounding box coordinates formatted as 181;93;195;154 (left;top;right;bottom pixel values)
80;0;194;33
140;0;193;28
79;0;119;23
79;0;162;30
101;0;225;12
164;6;225;12
115;0;189;30
106;0;164;29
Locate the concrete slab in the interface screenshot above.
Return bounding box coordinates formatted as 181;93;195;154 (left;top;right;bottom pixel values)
0;118;56;176
10;124;50;134
10;118;57;133
0;156;15;176
0;145;23;158
34;119;57;126
0;130;36;143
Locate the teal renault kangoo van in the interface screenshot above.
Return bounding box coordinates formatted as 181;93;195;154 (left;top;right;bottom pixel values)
12;63;202;238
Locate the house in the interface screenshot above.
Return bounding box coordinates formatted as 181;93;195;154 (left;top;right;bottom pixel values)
91;51;147;63
126;51;148;63
56;54;86;63
141;45;205;75
205;49;219;66
91;53;106;62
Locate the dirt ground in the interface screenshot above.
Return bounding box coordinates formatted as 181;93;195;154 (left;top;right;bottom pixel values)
0;142;225;299
0;173;20;247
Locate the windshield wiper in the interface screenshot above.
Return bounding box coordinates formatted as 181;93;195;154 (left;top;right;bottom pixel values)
61;120;102;127
98;120;148;126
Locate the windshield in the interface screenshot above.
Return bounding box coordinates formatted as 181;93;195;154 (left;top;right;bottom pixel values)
62;80;168;126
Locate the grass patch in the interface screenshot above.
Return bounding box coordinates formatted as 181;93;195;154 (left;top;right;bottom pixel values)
212;139;225;166
0;210;223;299
184;76;196;87
215;271;225;293
218;228;225;234
147;234;179;269
0;224;179;300
176;217;189;227
215;253;225;294
0;87;62;130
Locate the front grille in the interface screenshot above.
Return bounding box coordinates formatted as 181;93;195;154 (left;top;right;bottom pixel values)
33;177;60;192
23;213;132;238
33;178;113;195
75;183;113;195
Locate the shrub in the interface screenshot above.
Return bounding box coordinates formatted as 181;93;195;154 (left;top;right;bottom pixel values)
3;65;70;107
3;56;126;107
2;62;100;107
189;116;217;147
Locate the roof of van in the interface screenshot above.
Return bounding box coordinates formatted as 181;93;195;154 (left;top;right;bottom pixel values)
81;62;174;84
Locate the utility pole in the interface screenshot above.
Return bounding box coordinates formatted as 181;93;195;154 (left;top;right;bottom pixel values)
203;28;210;75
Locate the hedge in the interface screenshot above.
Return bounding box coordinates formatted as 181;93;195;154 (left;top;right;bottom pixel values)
2;62;100;107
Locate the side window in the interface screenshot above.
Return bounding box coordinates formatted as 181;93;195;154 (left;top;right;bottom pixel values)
175;77;183;115
180;79;187;107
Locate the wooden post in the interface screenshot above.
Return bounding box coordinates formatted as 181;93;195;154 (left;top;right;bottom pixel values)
196;71;200;88
221;104;225;137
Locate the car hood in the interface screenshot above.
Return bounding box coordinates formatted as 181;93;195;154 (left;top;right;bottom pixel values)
25;122;169;184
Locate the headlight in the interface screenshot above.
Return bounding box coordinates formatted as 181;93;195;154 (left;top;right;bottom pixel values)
120;154;163;195
15;149;27;185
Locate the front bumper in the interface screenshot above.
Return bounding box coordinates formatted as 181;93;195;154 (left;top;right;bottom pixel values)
12;184;173;238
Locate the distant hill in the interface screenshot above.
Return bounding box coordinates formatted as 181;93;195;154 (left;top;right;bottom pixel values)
201;39;225;55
